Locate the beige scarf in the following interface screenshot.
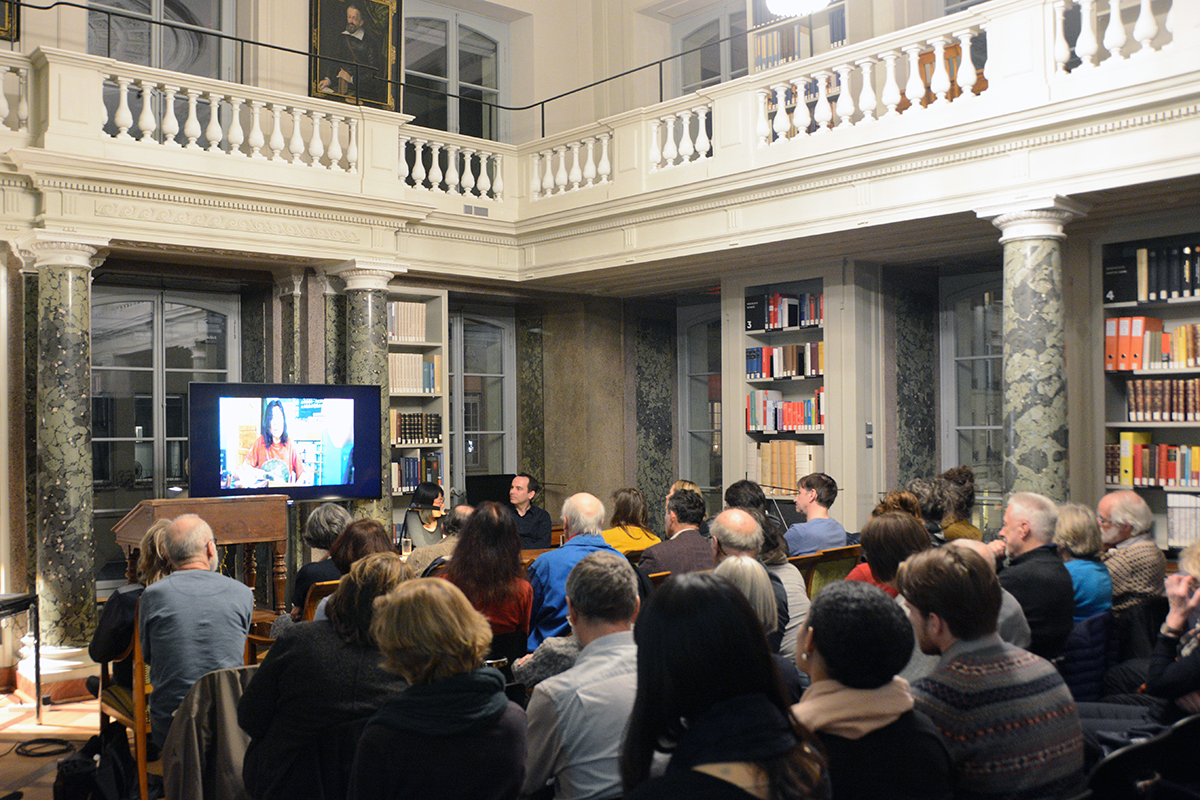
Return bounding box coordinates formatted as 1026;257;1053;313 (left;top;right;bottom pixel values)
791;677;913;740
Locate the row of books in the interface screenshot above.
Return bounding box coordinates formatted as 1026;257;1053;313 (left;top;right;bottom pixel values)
1109;432;1200;487
391;452;443;493
1124;378;1200;422
1105;316;1200;371
388;353;442;395
745;343;824;379
744;440;825;495
745;388;826;432
388;300;428;342
1102;245;1198;304
745;293;824;332
389;410;443;445
1167;493;1200;548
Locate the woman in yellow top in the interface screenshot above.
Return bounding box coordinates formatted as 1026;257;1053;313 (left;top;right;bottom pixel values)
601;488;661;553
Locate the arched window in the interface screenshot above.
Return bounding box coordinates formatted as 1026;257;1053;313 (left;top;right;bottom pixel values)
676;2;747;96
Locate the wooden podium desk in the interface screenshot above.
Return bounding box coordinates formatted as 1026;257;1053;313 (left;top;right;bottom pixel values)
113;495;289;615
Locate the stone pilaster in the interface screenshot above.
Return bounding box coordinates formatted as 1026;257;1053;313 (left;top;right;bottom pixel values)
978;198;1087;502
277;269;304;385
17;231;109;647
322;260;403;525
316;272;347;386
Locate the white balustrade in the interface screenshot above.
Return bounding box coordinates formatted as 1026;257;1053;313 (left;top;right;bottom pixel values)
526;132;613;198
398;135;507;199
647;104;713;169
1057;0;1172;71
0;65;30;133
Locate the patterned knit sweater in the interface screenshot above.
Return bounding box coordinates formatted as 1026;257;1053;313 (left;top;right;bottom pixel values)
912;634;1084;800
1102;535;1167;613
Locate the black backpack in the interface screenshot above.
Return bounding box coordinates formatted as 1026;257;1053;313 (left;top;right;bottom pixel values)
53;722;137;800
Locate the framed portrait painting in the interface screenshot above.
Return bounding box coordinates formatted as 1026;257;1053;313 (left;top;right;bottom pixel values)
310;0;399;111
0;0;19;42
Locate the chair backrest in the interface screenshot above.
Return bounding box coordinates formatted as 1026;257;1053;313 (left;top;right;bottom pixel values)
521;548;554;571
302;580;340;621
788;544;862;598
100;599;151;800
648;571;671;588
624;549;644;566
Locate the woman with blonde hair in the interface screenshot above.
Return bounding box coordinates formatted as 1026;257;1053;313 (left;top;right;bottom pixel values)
603;487;661;553
349;579;526;800
1054;502;1112;623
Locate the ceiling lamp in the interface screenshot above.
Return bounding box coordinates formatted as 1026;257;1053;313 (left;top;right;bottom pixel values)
765;0;830;17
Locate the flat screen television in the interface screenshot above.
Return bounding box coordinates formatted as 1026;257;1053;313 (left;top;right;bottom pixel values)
189;382;382;502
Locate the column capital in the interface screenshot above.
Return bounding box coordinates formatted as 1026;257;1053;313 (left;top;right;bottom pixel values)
14;230;111;270
321;259;406;292
976;196;1090;242
275;267;306;298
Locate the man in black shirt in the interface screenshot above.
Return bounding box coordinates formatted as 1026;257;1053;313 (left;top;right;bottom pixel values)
511;472;553;548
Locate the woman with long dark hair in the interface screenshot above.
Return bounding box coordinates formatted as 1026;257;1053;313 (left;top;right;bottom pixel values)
602;487;661;553
443;501;532;662
239;398;309;486
621;572;826;800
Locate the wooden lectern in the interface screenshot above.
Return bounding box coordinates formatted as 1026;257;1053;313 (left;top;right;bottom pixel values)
113;495;289;615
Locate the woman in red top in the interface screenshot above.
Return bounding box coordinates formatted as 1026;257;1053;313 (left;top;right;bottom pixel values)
443;502;532;664
238;399;310;486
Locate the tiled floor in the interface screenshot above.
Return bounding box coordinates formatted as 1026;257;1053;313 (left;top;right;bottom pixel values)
0;694;100;800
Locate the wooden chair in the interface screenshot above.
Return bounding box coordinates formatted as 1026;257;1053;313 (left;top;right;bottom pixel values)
521;548;554;571
788;544;862;598
302;579;341;621
623;549;645;566
648;571;671;588
98;600;154;800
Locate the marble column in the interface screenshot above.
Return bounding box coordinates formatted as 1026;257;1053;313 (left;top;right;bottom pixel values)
317;272;347;386
17;231;109;646
277;269;304;384
322;261;401;525
979;199;1087;502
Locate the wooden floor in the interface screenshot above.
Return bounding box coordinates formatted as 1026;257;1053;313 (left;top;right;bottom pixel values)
0;694;99;800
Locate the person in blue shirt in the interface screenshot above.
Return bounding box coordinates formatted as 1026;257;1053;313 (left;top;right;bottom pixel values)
784;472;847;556
1053;502;1113;623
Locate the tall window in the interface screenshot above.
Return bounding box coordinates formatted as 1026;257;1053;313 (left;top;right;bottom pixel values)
448;310;515;495
676;3;748;96
91;287;239;580
678;302;722;516
404;2;506;140
939;274;1003;533
88;0;235;80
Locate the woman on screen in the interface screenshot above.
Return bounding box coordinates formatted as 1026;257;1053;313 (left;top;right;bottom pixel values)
238;399;310;487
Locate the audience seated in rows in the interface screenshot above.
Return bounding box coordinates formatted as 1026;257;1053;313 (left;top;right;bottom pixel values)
600;487;661;554
310;518;397;623
784;473;847;556
406;503;470;577
845;505;926;598
713;554;807;702
1098;489;1168;613
1055;502;1114;623
523;551;639;800
991;492;1075;660
141;514;255;748
940;466;984;541
511;473;553;549
636;489;710;577
620;573;826;800
792;581;953;800
238;552;412;800
527;493;620;650
907;477;949;546
898;546;1084;800
288;503;352;621
348;578;527;800
711;508;790;655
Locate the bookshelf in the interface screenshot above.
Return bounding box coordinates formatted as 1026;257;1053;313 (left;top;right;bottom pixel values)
1102;231;1200;550
387;289;448;529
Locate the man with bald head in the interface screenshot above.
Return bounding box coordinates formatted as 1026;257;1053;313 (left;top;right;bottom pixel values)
711;507;793;654
1097;489;1167;613
527;493;622;650
140;514;254;747
991;492;1075;660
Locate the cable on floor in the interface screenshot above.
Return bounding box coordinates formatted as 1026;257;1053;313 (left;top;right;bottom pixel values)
11;738;73;757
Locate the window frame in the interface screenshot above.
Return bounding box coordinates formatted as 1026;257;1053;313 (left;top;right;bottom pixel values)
673;0;748;98
448;306;516;496
677;300;723;515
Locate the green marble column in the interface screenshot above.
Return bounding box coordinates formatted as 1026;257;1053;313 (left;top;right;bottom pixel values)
278;271;304;385
325;262;398;525
984;202;1086;502
20;232;109;646
319;273;347;386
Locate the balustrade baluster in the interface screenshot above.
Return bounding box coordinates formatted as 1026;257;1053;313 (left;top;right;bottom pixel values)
162;86;181;147
597;134;611;183
327;116;343;169
648;119;663;172
928;38;951;105
694;106;710;158
530;153;542;198
553;146;568;190
792;79;813;134
678;111;696;162
398;135;412;183
183;90;202;149
112;76;133;139
541;150;555;194
267;104;285;160
205;93;223;152
756;89;771;148
446;145;460;193
568;143;582;189
856;59;877;122
1077;0;1100;67
428;143;444;191
308;111;326;167
137;80;158;141
248;101;266;158
411;139;427;188
880;51;901;117
1103;0;1127;60
582;138;597;186
476;153;491;198
813;72;833;133
662;116;678;167
491;154;504;199
462;149;477;195
954;32;976;98
1132;0;1158;54
1053;0;1072;73
347;119;359;173
0;70;13;131
16;69;26;132
834;66;855;127
902;46;924;112
228;97;245;155
771;84;792;142
288;108;306;163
